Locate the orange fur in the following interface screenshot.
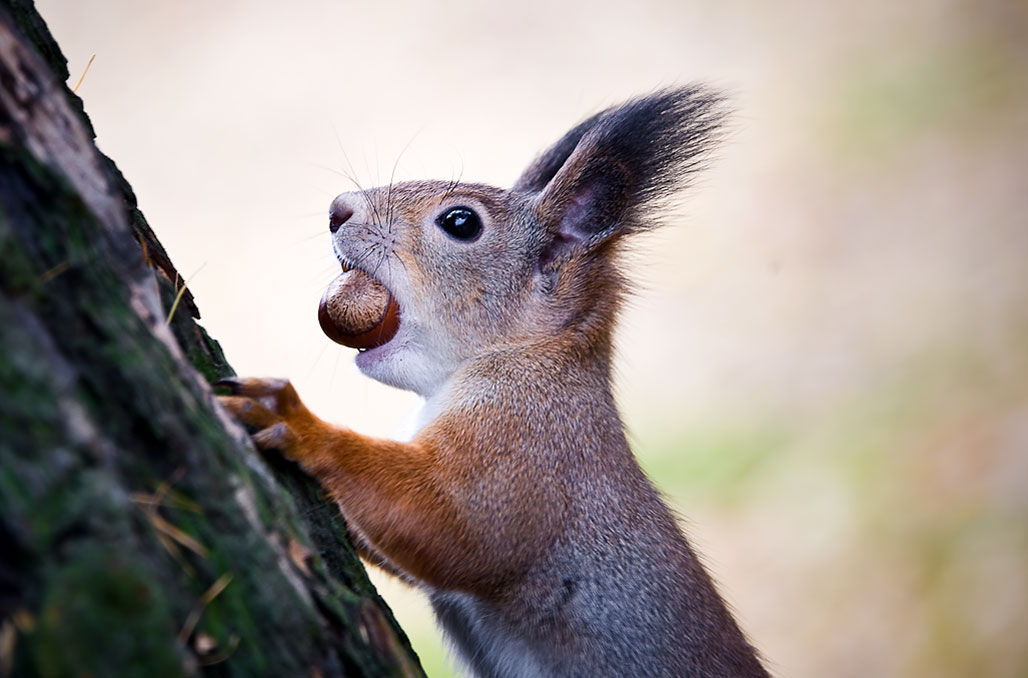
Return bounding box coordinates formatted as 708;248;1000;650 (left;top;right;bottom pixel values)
219;377;559;599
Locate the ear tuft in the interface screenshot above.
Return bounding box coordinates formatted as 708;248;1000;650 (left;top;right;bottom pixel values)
518;87;726;263
513;112;607;194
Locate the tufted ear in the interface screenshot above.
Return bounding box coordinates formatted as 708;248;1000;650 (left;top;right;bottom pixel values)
512;111;607;194
516;88;725;268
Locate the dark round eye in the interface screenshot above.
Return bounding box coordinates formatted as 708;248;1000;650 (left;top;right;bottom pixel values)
436;206;482;242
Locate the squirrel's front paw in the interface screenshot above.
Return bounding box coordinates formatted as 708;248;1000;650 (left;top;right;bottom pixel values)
215;377;307;456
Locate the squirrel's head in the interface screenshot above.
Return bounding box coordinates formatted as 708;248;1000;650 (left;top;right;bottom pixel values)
326;88;724;396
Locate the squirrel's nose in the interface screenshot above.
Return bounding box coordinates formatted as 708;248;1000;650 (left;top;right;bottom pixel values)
329;206;354;234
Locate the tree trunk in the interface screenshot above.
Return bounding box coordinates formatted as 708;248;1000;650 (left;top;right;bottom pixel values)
0;2;425;676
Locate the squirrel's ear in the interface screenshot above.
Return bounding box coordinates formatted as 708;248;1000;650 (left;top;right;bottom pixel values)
518;88;725;267
513;112;607;194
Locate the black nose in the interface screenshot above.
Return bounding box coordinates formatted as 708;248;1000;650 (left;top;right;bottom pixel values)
329;207;354;234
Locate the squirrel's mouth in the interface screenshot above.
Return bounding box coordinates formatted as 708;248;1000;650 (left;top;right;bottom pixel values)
318;260;401;350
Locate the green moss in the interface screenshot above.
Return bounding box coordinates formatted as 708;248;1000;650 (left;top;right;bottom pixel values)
192;570;270;674
0;213;39;293
189;322;234;382
0;355;63;454
153;267;233;383
26;543;185;678
0;145;94;298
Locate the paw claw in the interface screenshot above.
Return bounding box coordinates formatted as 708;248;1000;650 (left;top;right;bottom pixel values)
212;377;297;408
218;394;279;430
213;377;242;394
252;422;298;453
216;377;313;459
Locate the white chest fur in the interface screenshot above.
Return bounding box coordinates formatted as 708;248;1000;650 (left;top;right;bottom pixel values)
391;383;452;442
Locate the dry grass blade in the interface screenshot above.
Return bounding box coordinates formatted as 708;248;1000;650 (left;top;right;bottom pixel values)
136;480;207;576
197;633;240;666
149;512;209;558
165;263;206;325
71;53;95;93
130;489;204;513
178;573;234;644
38;261;71;284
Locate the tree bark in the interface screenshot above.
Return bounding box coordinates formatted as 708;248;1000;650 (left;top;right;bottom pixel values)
0;2;425;676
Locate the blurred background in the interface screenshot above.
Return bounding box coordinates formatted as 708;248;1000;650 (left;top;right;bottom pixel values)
35;0;1028;675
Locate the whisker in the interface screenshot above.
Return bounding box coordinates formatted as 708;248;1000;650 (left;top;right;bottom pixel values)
291;229;331;246
305;161;358;186
327;347;343;397
359;187;386;232
337;221;382;230
370;247;387;281
350;242;380;272
305;264;341;288
384;256;396;298
291;208;334;220
330;121;366;193
386;127;423;227
303;341;331;381
441;157;466;202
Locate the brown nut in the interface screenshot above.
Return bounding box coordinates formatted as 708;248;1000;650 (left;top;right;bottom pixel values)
318;270;400;349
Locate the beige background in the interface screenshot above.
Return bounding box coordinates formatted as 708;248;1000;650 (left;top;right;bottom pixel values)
36;0;1028;676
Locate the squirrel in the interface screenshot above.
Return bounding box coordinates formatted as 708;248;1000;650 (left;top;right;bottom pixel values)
218;88;769;678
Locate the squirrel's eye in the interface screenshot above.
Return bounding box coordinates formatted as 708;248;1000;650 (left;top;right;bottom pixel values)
436;206;482;242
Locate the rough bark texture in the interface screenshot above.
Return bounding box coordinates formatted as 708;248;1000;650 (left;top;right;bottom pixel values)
0;2;426;676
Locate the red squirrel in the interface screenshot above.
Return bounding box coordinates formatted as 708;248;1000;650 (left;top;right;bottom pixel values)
219;88;769;677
